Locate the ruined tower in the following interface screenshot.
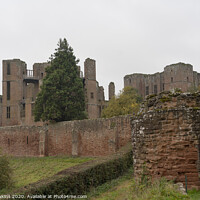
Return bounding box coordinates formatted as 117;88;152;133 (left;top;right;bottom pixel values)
108;82;115;100
84;58;99;119
163;63;195;92
84;58;107;119
2;59;27;126
2;59;48;126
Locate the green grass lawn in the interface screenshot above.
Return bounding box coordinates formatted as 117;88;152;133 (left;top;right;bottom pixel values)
87;168;133;200
90;179;132;200
188;190;200;200
2;156;200;199
87;168;200;200
4;156;93;191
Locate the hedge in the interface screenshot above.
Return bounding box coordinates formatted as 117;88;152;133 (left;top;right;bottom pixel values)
14;143;132;199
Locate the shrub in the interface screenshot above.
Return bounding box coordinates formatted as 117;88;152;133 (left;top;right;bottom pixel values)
101;86;142;118
0;151;13;190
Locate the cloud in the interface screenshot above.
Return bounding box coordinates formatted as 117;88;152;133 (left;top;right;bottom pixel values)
0;0;200;98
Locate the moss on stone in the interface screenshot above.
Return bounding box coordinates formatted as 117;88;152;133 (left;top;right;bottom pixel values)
110;122;116;129
147;94;157;100
191;107;200;110
159;96;172;103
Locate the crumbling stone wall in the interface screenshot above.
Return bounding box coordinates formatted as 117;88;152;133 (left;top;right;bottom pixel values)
0;115;131;157
132;91;200;189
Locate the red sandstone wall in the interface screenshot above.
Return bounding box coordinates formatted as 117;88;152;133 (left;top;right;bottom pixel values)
0;126;41;156
46;116;131;157
77;119;116;156
47;122;73;156
0;116;131;157
132;92;200;189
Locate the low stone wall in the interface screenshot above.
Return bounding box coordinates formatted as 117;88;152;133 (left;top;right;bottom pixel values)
0;115;131;157
132;91;200;189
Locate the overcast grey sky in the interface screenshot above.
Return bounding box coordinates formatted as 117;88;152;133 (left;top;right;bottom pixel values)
0;0;200;99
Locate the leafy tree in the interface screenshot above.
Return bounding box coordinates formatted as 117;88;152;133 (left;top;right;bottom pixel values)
101;86;142;118
0;150;13;190
34;38;87;122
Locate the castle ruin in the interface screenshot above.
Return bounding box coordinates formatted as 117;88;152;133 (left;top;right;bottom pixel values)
124;63;200;98
1;58;115;126
1;59;200;189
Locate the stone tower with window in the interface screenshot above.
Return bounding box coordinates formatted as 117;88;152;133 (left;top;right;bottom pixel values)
84;58;99;118
84;58;107;118
2;59;48;126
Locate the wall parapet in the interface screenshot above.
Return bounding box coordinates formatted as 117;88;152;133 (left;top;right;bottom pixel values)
138;91;200;113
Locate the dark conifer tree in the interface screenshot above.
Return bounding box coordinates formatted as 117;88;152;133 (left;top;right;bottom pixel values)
34;38;86;122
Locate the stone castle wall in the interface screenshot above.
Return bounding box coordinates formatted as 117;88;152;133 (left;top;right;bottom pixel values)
132;92;200;189
124;63;200;98
0;115;131;157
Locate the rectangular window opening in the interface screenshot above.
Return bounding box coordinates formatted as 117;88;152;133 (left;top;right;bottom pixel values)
7;106;10;119
154;85;157;94
146;86;149;96
91;92;94;99
7;63;10;75
7;81;10;100
21;103;25;118
171;77;173;83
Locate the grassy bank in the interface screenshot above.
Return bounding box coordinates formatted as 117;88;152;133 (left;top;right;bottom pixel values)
87;168;200;200
87;167;133;200
188;190;200;200
0;156;93;194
